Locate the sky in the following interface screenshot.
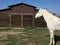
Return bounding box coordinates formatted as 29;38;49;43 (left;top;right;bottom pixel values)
0;0;60;15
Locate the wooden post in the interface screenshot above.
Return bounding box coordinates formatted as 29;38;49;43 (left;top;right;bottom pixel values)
21;14;23;27
9;14;11;27
33;15;34;27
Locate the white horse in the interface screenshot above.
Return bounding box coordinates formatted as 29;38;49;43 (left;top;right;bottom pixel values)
35;8;60;45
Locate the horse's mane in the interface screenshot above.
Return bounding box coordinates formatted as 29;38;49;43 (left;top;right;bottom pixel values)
41;8;60;18
45;9;60;18
47;10;56;15
41;8;56;15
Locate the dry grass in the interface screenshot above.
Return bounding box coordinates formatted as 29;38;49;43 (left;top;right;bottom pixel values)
0;27;60;45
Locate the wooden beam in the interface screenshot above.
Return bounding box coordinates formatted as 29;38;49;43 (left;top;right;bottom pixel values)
10;13;33;15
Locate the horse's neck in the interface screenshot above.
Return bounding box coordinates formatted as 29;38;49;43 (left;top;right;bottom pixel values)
43;10;57;23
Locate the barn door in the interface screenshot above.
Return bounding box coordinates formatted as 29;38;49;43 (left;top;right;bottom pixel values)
11;15;21;27
23;15;33;27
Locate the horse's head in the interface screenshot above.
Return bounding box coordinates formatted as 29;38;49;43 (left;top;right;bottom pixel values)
35;8;47;18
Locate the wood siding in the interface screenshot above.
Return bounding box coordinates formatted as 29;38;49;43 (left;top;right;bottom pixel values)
23;15;33;27
0;14;9;27
11;15;21;27
0;3;46;27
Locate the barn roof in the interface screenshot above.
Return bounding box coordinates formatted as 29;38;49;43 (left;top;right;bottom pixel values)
0;8;11;11
8;3;36;8
0;3;37;12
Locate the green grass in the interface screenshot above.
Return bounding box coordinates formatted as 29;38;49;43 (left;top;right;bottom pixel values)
0;27;60;45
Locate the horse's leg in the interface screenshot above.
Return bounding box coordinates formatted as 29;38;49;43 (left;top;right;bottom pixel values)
49;30;54;45
53;35;55;45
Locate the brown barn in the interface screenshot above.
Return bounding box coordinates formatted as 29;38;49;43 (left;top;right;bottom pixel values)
0;3;46;27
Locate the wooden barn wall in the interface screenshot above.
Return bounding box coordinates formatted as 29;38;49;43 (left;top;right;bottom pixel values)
0;10;11;14
34;16;47;27
11;5;34;13
23;15;33;27
0;4;47;27
11;15;21;27
0;14;9;27
0;14;46;27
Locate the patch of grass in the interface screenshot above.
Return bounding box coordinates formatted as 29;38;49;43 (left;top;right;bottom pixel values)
20;27;49;45
6;35;17;45
0;27;60;45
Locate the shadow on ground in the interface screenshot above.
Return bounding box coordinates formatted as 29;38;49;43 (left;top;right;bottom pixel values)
54;35;60;45
46;35;60;45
